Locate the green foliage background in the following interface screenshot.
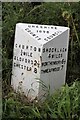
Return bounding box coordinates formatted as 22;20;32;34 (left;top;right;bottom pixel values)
2;2;80;120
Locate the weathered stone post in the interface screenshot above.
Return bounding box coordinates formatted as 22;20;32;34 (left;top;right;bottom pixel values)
11;23;69;100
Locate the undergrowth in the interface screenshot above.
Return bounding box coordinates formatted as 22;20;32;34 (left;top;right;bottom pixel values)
2;80;80;120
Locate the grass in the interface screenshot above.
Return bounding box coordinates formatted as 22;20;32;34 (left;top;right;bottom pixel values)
2;80;80;120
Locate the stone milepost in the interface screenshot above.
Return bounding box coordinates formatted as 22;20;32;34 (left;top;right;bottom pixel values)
11;23;70;100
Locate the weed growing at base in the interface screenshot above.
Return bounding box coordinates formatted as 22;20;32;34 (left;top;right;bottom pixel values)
2;80;80;120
